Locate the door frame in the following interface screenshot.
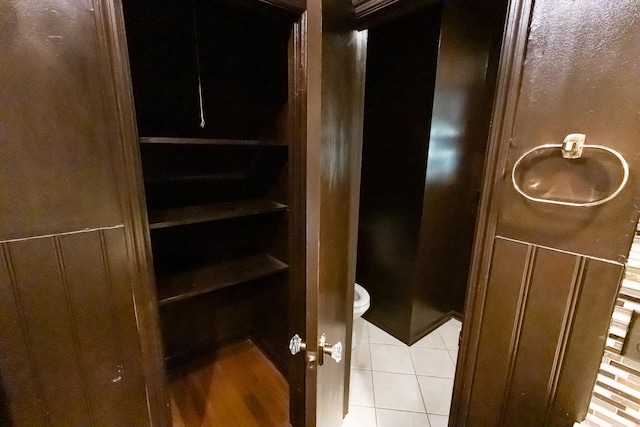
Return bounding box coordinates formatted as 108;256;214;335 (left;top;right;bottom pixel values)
449;0;533;422
350;0;532;423
98;0;531;424
287;4;310;426
94;0;170;423
98;0;310;425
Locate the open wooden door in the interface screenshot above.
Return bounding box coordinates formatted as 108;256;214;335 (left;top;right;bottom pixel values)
289;2;368;426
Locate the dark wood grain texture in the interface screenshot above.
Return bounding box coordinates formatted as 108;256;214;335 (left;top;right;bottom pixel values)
0;229;149;425
466;238;624;426
466;237;531;426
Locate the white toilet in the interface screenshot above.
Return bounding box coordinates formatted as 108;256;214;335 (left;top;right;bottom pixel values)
353;283;371;348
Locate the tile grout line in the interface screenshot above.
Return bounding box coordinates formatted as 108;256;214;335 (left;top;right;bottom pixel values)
408;332;432;426
356;319;460;426
366;322;379;427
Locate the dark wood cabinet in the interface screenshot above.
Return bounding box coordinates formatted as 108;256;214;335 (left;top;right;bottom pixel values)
123;0;301;370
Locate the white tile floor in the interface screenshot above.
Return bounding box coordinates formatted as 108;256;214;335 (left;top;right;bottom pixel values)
343;317;461;427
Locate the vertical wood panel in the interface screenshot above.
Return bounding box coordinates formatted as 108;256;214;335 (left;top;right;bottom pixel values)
7;237;91;424
0;245;49;426
58;229;133;426
467;237;530;426
467;237;626;426
548;259;624;425
101;227;150;426
503;247;579;426
288;17;308;426
0;228;150;425
94;0;170;421
57;233;120;423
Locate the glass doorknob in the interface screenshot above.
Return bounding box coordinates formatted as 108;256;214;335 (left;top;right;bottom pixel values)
289;334;306;355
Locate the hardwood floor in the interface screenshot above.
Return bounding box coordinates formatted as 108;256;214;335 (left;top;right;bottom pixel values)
168;339;291;427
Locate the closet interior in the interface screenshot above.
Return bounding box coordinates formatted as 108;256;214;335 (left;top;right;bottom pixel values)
122;0;301;384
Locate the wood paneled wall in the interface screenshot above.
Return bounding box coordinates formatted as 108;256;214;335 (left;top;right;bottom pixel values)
0;0;164;424
468;237;623;426
453;0;640;424
0;228;149;425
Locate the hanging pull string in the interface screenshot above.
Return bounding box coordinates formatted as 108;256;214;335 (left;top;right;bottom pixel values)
192;0;206;128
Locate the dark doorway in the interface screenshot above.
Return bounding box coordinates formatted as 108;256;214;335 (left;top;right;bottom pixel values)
356;1;507;345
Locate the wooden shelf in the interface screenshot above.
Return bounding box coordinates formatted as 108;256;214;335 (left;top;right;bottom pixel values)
144;173;246;186
140;136;285;146
148;199;287;229
156;254;289;305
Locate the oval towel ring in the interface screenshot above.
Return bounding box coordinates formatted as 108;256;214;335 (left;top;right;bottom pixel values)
511;136;629;207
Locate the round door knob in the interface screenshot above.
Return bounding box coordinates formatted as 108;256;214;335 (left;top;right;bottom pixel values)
289;334;306;355
324;341;342;363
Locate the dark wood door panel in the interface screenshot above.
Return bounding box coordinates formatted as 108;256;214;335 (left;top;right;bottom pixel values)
495;0;640;263
467;237;531;426
0;0;123;241
0;228;149;425
454;1;640;425
548;258;624;426
468;237;623;426
502;245;581;426
1;0;166;425
305;1;368;423
0;245;47;426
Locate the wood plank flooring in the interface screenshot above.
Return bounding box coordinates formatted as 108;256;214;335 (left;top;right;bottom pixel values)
168;339;291;427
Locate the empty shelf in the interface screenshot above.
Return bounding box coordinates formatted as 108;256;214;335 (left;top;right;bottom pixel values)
148;199;288;229
156;254;289;305
144;173;246;186
140;136;284;146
